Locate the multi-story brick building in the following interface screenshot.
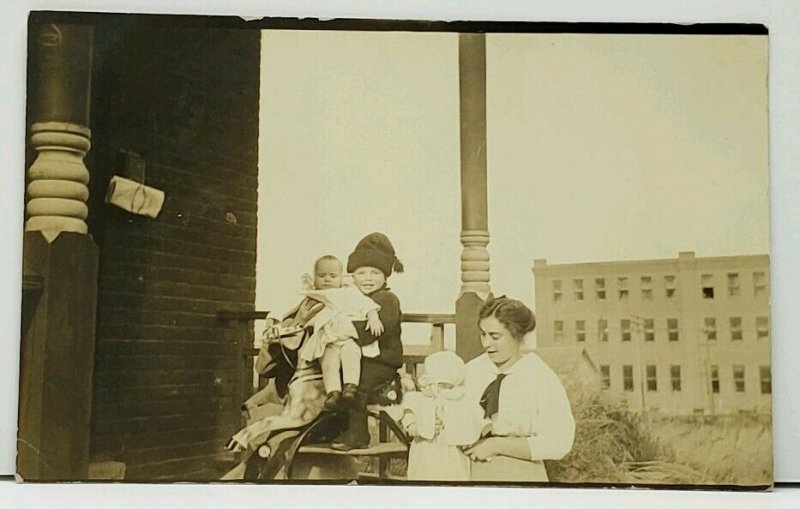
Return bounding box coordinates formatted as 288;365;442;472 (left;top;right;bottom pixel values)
533;252;771;415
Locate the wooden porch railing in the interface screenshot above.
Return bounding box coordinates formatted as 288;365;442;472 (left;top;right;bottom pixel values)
218;310;456;399
398;313;455;379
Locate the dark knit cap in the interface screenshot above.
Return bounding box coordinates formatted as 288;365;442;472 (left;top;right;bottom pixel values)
347;232;404;277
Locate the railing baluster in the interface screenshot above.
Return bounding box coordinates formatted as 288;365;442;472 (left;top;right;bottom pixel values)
430;323;445;352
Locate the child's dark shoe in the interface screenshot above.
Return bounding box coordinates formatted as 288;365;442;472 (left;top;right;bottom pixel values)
341;383;359;407
323;391;343;412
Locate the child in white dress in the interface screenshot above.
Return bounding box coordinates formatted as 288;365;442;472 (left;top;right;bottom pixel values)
296;256;384;411
401;351;490;481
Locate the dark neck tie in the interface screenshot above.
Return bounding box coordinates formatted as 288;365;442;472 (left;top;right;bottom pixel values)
480;374;507;419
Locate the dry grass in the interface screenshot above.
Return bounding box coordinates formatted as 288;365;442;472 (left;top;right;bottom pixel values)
546;381;772;486
649;414;772;486
545;382;675;483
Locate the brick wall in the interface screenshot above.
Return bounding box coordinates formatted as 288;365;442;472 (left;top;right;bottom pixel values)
87;18;260;480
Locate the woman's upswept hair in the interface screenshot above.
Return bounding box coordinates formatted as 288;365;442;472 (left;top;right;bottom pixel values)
478;295;536;341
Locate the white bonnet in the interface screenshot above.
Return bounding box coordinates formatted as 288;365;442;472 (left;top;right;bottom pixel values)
418;350;466;387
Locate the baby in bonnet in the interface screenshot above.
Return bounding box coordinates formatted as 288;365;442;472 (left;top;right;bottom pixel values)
401;350;490;481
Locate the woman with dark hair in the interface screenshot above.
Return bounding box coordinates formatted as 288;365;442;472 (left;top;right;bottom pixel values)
461;296;575;482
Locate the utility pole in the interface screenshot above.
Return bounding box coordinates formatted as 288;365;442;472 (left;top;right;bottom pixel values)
630;315;647;413
700;324;716;414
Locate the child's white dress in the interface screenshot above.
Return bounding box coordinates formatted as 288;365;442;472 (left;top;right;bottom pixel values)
402;387;488;481
298;285;381;362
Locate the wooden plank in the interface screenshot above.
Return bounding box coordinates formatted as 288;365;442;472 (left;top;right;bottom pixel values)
93;395;236;420
298;443;407;456
402;313;456;324
121;439;230;467
93;367;239;388
93;408;241;436
95;339;234;357
95;353;237;371
124;453;222;480
217;310;269;321
92;423;239;455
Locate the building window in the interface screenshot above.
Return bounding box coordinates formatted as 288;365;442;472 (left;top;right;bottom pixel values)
701;274;714;299
641;276;653;300
727;273;740;297
573;279;584;301
618;277;629;301
760;365;771;394
554;320;564;342
576;320;586;342
595;278;606;300
598;318;608;342
646;365;657;392
600;365;610;389
756;316;769;339
621;319;631;342
704;317;717;341
667;318;679;342
730;317;743;341
733;365;746;393
710;365;720;394
670;365;682;392
623;365;634;392
664;275;676;298
552;280;562;302
644;319;655;342
753;271;767;298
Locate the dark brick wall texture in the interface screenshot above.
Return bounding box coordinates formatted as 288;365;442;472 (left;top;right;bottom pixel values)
87;20;260;480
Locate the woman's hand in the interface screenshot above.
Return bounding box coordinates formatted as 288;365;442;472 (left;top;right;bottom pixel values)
294;298;324;326
462;437;497;463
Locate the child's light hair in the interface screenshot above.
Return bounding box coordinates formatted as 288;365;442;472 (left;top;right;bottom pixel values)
314;255;342;272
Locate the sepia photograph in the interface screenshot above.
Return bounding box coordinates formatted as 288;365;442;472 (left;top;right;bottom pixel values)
17;11;771;488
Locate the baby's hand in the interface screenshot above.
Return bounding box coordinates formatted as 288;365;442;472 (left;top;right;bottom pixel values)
240;403;252;421
404;422;419;438
366;310;384;336
262;319;280;341
434;414;444;435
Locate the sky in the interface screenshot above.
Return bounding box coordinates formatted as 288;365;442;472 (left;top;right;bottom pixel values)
256;30;769;343
1;1;797;488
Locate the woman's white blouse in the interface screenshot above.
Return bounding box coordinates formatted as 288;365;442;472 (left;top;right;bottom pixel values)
464;352;576;461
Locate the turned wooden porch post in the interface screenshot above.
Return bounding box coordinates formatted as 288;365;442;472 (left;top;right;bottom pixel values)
18;21;98;480
455;33;492;362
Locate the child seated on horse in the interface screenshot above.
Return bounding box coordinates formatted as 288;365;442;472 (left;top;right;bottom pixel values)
295;255;385;411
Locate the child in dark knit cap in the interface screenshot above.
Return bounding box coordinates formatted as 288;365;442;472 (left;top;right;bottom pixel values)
331;232;405;451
